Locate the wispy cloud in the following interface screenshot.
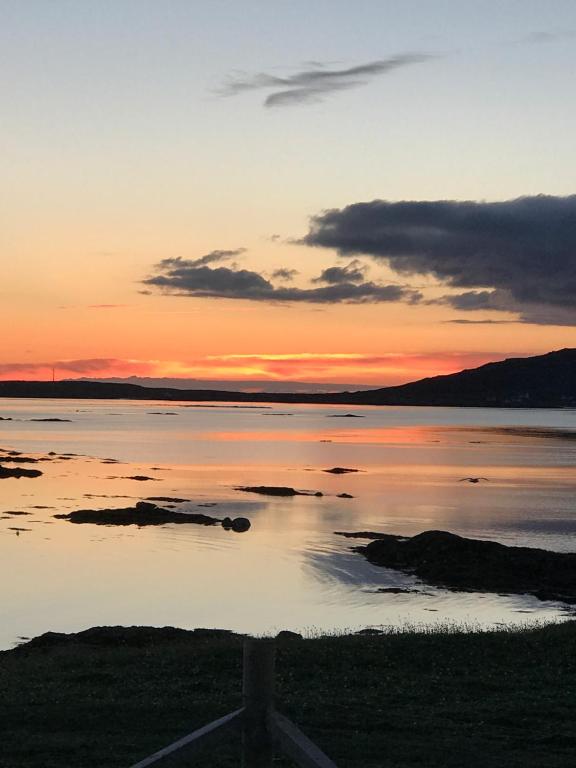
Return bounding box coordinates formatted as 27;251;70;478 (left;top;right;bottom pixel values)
0;352;525;387
219;54;435;107
513;29;576;46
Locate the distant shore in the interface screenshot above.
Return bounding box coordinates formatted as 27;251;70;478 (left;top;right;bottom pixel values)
2;621;575;767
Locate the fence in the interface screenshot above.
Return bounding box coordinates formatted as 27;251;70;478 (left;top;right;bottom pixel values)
129;637;338;768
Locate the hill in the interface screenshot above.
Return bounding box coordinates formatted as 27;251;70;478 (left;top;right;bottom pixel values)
0;349;574;408
343;348;576;408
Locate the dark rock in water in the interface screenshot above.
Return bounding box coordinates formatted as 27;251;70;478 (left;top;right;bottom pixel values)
0;466;43;479
335;531;390;539
123;475;158;482
236;486;322;497
371;587;423;594
222;516;251;533
29;418;73;422
327;413;364;418
0;417;13;420
54;501;221;527
356;530;576;604
0;456;47;463
146;496;190;503
323;467;361;474
337;493;354;499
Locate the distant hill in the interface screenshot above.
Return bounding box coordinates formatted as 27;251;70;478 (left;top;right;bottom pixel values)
0;349;574;408
343;348;576;408
72;376;376;394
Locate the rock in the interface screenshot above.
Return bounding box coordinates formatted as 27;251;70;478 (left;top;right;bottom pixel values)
323;467;361;474
0;466;43;479
356;529;576;604
236;486;322;497
123;475;158;482
29;418;73;422
356;628;383;635
0;456;47;463
146;496;190;503
54;501;221;527
337;493;354;499
222;516;251;532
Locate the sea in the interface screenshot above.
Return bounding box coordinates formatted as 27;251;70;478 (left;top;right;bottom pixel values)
1;397;575;650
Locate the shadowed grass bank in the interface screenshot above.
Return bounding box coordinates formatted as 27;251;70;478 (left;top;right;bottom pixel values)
1;622;575;767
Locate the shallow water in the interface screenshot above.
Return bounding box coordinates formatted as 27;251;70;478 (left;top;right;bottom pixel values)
1;398;575;649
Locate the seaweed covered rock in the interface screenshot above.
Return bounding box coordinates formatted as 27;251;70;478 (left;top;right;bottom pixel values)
55;501;220;527
357;530;576;603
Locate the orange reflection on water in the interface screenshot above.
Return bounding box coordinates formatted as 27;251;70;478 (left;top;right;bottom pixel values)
199;425;444;445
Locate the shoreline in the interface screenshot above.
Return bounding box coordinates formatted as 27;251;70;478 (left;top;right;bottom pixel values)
2;621;575;767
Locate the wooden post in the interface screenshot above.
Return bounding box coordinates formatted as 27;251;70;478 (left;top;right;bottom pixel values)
242;637;275;768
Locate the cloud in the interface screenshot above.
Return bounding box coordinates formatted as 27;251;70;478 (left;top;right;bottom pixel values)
271;268;299;282
515;29;576;45
184;248;246;267
444;319;516;325
143;256;420;305
220;54;435;107
303;194;576;324
313;260;366;285
0;351;524;387
0;359;159;378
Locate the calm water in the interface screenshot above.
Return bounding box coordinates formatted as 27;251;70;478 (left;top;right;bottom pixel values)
1;398;576;649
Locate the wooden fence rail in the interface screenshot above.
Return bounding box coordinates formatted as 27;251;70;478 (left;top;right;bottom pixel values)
129;637;338;768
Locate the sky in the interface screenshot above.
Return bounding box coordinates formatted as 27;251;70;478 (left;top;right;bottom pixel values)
2;0;576;387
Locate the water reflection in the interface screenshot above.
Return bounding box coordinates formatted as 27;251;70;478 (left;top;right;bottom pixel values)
1;398;575;648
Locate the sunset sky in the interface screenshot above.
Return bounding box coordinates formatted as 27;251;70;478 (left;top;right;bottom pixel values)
3;1;576;386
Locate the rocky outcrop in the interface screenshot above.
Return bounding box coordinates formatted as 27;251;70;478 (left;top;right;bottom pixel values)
236;486;323;497
354;530;576;603
0;466;43;479
55;501;220;527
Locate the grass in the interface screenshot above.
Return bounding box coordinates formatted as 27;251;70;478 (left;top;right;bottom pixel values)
1;621;575;767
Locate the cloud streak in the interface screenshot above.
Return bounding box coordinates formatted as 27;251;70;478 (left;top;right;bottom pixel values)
303;194;576;324
143;254;420;305
0;352;516;387
220;54;434;107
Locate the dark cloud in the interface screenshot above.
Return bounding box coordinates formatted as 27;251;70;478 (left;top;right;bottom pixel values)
437;290;510;311
312;261;366;285
220;54;434;107
444;319;516;325
143;257;419;305
272;268;299;282
185;249;246;267
303;194;576;323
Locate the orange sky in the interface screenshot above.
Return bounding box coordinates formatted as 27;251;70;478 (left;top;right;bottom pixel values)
3;4;576;387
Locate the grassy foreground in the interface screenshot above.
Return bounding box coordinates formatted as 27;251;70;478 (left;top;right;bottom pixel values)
1;622;575;767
